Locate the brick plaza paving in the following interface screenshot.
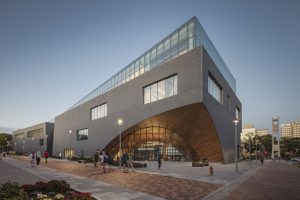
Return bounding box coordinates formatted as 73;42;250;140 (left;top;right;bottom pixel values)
1;155;299;200
223;160;300;200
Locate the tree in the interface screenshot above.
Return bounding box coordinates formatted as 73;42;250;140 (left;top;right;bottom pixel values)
281;137;300;158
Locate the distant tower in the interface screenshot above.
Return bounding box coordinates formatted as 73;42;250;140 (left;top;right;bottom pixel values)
271;117;281;158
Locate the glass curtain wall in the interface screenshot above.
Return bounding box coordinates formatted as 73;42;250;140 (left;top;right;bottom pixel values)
69;17;236;110
105;126;191;161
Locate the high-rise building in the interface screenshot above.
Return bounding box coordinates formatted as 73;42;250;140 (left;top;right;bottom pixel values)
281;121;300;138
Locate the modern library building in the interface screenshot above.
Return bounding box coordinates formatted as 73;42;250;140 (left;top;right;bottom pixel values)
14;17;242;164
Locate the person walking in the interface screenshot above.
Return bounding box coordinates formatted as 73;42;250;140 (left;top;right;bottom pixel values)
29;152;36;167
107;153;113;172
121;153;129;172
44;151;49;163
36;151;41;166
99;151;107;173
157;154;162;170
128;153;134;172
93;150;99;167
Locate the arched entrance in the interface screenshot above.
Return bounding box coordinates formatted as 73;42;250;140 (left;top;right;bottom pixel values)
104;126;192;161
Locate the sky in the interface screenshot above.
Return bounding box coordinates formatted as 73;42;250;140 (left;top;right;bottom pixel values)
0;0;299;133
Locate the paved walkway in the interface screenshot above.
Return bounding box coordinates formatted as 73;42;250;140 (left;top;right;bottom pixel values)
2;156;297;200
1;156;223;200
223;160;300;200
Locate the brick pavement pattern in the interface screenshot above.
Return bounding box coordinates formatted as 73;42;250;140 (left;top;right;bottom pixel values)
224;160;300;200
11;156;221;200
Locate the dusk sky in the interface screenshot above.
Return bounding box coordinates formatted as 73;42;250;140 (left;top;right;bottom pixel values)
0;0;299;133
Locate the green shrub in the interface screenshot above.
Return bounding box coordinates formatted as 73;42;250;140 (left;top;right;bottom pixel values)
0;181;28;200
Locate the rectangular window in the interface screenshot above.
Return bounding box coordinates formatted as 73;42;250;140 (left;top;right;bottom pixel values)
91;103;107;120
77;129;88;141
39;139;44;146
143;74;178;104
27;128;44;138
158;80;165;100
144;86;150;104
151;84;158;102
208;74;222;103
236;107;240;120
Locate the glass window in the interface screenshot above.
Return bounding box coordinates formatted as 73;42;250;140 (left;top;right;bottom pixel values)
174;75;178;95
39;139;44;146
165;77;174;97
208;75;222;103
145;53;150;72
77;129;88;141
144;86;150;104
171;32;178;48
143;74;177;104
188;22;195;37
179;26;187;41
91;103;107;120
164;38;170;51
135;60;140;77
151;83;158;102
236;107;240;120
157;43;163;58
158;80;165;100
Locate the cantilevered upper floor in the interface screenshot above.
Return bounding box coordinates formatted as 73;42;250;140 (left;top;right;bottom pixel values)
68;17;236;110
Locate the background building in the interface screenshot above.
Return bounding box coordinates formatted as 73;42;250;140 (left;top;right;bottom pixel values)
13;122;54;155
52;17;241;164
281;121;300;138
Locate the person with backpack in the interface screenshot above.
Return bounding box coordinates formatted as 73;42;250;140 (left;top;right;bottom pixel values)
29;152;36;167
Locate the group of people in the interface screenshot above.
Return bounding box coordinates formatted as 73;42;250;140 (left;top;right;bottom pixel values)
29;150;49;167
93;150;112;173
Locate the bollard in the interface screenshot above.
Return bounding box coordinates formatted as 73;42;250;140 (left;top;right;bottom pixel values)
209;166;214;176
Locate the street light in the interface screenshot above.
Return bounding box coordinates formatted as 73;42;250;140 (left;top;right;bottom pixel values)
45;135;48;151
31;137;35;152
233;119;239;172
69;130;72;158
22;141;25;155
118;119;123;168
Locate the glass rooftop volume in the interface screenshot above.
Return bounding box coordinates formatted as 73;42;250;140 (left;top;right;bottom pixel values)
69;17;236;110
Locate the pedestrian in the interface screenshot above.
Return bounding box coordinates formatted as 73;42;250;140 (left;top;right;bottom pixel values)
36;151;41;166
260;156;264;165
29;152;36;167
157;154;162;170
128;153;134;172
93;150;99;167
121;153;129;172
107;153;113;172
99;151;107;173
2;152;6;158
44;151;49;163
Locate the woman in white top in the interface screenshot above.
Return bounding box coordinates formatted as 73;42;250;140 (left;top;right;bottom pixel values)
99;151;107;173
29;152;36;167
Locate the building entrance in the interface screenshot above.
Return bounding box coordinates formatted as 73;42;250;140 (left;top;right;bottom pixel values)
105;126;191;161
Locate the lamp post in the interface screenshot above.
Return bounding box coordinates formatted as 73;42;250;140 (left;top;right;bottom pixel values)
69;130;72;158
31;137;35;152
45;135;48;151
14;142;17;153
233;119;239;172
118;119;123;168
22;141;25;155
